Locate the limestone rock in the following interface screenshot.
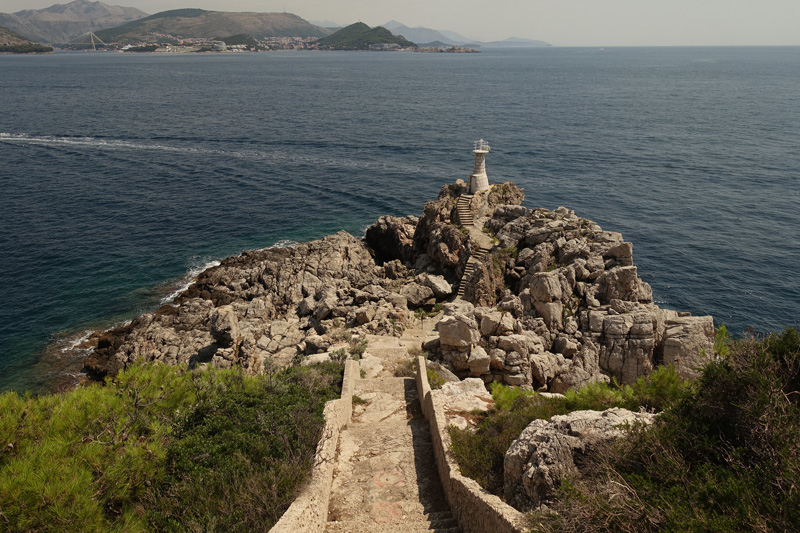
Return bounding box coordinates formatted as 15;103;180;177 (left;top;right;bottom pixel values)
663;316;715;379
209;305;239;347
364;215;418;264
504;408;656;511
467;346;491;376
439;378;494;413
438;315;480;348
420;274;452;298
400;282;435;308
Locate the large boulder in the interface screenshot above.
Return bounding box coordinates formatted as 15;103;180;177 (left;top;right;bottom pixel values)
209;305;239;347
400;282;435;308
504;408;656;511
438;315;480;348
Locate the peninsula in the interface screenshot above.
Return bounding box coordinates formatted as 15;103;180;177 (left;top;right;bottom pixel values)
86;143;714;394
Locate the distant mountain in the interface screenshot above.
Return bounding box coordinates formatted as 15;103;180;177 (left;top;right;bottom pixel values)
0;23;30;44
482;37;550;48
94;9;331;43
0;23;54;52
437;29;475;44
382;20;456;45
316;22;416;50
381;21;550;48
0;0;147;44
308;20;342;29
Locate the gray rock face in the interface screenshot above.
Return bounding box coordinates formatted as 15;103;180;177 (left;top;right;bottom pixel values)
400;282;435;308
504;408;656;511
364;215;418;265
417;187;714;390
663;316;715;379
208;305;239;346
85;232;402;378
438;315;481;348
420;274;453;298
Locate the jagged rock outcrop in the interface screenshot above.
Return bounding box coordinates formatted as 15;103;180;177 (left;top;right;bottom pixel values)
363;215;417;265
413;185;714;388
84;179;714;393
504;408;656;511
84;231;453;379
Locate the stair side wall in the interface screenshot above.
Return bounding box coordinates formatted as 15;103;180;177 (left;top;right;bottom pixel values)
415;357;527;533
271;359;358;532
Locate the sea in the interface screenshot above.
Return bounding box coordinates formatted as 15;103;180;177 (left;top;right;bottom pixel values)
1;47;798;394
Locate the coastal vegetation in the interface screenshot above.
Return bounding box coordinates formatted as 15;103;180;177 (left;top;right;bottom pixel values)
0;43;53;53
449;328;800;532
449;364;689;494
0;361;343;531
315;22;416;50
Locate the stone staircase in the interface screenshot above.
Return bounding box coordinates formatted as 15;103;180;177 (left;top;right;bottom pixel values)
325;323;461;532
456;195;474;226
454;193;494;301
455;247;490;300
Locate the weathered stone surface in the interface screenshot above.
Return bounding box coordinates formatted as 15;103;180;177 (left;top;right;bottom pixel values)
529;272;562;302
84;178;713;398
479;310;503;336
439;315;481;348
209;305;239;347
468;346;491;376
504;408;656;511
440;378;494;414
364;214;418;264
420;274;453;298
400;282;435;307
663;316;715;379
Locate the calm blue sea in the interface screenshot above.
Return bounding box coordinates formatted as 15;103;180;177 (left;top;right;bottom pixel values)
1;47;798;393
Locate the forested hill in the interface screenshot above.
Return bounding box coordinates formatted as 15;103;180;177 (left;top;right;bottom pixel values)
315;22;416;50
94;9;331;43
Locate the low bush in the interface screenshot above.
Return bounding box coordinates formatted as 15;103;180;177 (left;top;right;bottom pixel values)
426;368;445;389
534;327;800;532
449;366;690;497
0;361;343;532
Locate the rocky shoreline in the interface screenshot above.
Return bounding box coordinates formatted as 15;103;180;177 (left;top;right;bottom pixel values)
84;179;715;393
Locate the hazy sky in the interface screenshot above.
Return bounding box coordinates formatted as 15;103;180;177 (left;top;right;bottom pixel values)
5;0;800;46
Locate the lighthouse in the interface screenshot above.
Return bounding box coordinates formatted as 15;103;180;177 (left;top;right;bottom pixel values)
468;139;490;194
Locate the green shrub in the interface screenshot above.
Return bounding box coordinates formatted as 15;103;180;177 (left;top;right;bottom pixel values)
426;368;445;390
394;358;417;377
534;328;800;532
348;336;368;360
450;370;691;497
490;382;533;410
0;361;343;532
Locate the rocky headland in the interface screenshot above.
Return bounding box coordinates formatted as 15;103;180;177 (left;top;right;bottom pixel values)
84;178;714;397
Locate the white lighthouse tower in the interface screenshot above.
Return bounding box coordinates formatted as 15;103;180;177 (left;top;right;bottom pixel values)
468;139;491;194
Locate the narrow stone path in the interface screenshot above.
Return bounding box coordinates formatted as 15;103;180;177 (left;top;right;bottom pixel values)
325;323;461;532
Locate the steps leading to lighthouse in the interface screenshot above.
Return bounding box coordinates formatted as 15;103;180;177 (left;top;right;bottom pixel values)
456;195;474;226
455;245;491;300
